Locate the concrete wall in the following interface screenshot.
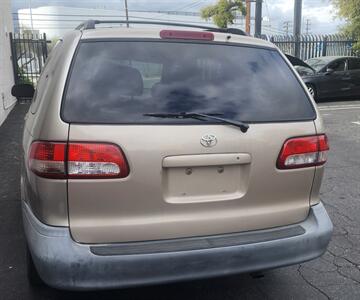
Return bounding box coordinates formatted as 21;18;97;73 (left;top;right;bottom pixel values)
0;0;17;126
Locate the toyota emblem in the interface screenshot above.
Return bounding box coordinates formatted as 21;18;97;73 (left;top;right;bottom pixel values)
200;134;217;147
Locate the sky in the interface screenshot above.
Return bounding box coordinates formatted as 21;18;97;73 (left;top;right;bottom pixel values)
266;0;344;34
12;0;345;35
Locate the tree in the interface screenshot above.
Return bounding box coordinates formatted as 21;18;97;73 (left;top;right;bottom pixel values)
332;0;360;50
201;0;246;28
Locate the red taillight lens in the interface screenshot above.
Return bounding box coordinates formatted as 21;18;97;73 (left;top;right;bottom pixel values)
29;142;66;178
277;134;329;169
29;142;129;179
160;29;214;41
67;143;129;178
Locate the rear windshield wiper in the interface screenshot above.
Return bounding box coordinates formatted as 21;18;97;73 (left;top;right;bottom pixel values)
144;112;249;133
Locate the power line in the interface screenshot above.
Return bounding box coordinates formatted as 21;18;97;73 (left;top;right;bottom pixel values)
14;15;214;24
12;12;123;18
181;1;205;11
14;11;246;19
15;15;233;28
261;25;288;35
174;0;206;12
13;17;126;22
15;22;285;34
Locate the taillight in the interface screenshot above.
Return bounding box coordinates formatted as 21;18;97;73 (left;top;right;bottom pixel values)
29;142;67;178
29;142;129;179
67;143;129;178
277;134;329;169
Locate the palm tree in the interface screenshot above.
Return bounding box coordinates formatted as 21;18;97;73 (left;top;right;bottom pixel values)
201;0;246;28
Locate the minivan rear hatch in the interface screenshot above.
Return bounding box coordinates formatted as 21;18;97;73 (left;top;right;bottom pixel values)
62;38;317;244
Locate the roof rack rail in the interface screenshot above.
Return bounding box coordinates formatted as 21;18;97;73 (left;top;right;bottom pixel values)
75;20;247;36
204;28;248;36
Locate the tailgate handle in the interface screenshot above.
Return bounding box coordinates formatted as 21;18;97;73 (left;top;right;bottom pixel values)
163;153;251;168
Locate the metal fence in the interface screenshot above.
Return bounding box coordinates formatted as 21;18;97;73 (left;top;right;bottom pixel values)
8;32;359;86
9;32;49;86
263;34;358;61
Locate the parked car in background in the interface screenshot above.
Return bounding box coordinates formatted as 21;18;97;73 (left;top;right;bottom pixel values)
287;55;360;100
12;21;332;290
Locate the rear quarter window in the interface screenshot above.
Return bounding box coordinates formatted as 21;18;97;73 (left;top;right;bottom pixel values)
62;40;316;124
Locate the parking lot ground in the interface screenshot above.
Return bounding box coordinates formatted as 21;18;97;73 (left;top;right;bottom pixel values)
1;101;360;300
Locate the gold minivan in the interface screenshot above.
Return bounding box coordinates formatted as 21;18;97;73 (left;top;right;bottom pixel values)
13;20;332;290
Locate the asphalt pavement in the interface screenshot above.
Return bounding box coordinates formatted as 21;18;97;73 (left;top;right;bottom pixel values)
1;100;360;300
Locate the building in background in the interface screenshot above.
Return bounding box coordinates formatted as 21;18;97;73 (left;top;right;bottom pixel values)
0;0;17;126
15;5;274;39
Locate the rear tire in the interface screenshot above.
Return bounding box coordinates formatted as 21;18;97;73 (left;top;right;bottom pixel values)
306;84;317;101
26;247;44;287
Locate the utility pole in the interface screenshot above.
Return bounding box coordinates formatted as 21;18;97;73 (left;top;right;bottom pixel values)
29;0;34;31
293;0;302;57
305;18;311;34
245;0;251;35
283;21;292;35
254;0;262;38
124;0;129;28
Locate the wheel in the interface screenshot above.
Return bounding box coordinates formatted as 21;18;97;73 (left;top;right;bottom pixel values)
306;84;317;100
26;247;44;287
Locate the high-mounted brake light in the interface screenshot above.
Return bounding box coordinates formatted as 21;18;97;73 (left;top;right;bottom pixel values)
160;29;214;41
277;134;329;169
29;142;129;179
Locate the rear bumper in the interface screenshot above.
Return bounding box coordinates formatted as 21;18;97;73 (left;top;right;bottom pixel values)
22;201;332;291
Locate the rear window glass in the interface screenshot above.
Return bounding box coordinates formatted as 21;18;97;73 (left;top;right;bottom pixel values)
62;41;315;124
